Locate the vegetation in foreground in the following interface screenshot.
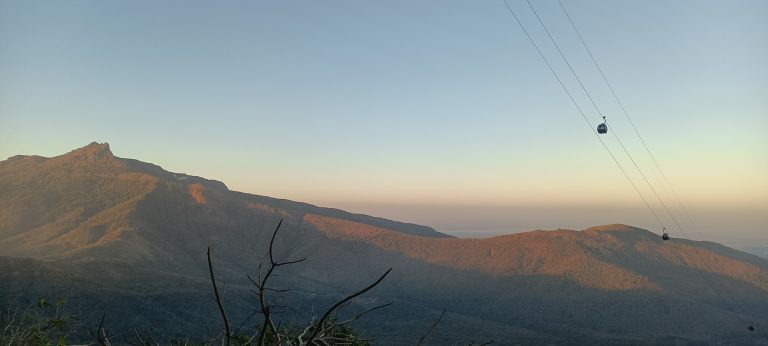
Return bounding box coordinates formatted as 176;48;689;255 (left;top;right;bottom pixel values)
0;299;370;346
1;298;79;346
1;221;387;346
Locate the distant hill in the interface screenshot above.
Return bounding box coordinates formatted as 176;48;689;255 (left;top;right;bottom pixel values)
1;142;767;345
735;245;768;259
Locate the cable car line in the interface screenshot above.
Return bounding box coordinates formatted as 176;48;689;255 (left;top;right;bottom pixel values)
551;0;748;307
606;119;686;234
523;0;682;237
549;12;745;321
523;0;609;121
519;0;755;328
501;0;665;230
556;0;700;237
500;2;690;332
522;8;741;305
556;0;698;234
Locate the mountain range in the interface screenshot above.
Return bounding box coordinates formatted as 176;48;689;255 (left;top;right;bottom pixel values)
1;142;767;345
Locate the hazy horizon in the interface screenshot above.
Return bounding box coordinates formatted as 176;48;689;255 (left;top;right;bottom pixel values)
5;142;766;246
323;200;767;243
2;1;766;245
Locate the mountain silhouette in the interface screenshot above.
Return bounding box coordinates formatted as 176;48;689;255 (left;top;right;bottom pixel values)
1;142;767;345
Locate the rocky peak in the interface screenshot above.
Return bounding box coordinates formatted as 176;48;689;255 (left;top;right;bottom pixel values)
63;142;115;163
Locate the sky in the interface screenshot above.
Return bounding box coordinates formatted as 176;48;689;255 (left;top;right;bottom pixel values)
1;0;766;244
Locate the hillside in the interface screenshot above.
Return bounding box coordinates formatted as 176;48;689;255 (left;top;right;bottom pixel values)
0;142;447;265
1;143;767;345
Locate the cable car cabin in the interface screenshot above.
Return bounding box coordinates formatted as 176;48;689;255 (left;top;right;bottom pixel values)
597;123;608;134
662;232;670;241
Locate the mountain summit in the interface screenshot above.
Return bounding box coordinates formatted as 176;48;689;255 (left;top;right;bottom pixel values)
64;141;114;162
1;143;767;345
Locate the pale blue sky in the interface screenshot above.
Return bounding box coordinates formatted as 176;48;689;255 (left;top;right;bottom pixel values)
1;1;766;243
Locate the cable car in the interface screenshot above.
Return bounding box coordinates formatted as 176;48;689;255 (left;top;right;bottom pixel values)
662;227;670;241
597;116;608;134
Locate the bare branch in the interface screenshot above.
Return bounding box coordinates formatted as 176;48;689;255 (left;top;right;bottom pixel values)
304;268;392;345
97;314;111;346
232;309;260;335
297;321;314;343
207;247;231;346
127;328;159;346
266;219;306;267
256;220;286;346
247;274;260;289
265;288;291;293
146;331;157;346
275;258;307;266
267;219;282;265
467;341;496;346
338;302;394;326
416;308;446;346
252;219;311;345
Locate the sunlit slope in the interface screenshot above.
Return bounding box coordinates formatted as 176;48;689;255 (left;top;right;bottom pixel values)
0;142;448;265
2;142;767;344
305;215;768;292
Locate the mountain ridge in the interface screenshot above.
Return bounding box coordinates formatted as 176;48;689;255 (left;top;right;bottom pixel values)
2;142;767;290
0;142;450;264
2;142;767;344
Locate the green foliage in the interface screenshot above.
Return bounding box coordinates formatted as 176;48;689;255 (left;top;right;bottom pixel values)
1;297;79;346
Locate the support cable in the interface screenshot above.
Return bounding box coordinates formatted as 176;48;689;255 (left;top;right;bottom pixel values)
501;0;665;230
557;0;698;232
547;0;751;325
523;0;686;235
